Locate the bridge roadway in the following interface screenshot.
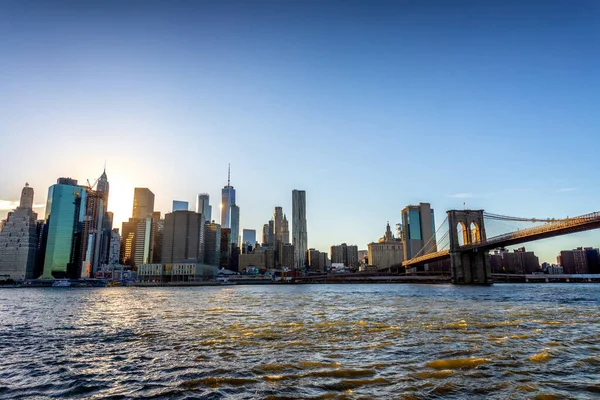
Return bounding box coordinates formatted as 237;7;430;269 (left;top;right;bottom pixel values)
403;211;600;268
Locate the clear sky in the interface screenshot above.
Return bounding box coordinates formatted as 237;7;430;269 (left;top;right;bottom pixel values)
1;0;599;263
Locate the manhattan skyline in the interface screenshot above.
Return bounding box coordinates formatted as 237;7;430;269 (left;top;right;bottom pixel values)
1;1;599;262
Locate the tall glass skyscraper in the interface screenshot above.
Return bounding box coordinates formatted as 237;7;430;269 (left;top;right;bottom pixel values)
401;202;437;260
220;165;236;229
196;193;212;223
292;189;307;271
242;229;256;246
42;179;88;278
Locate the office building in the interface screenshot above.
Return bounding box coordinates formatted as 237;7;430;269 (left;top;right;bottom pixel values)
203;222;221;267
262;224;269;245
401;203;436;260
108;229;121;265
292;189;308;270
230;204;240;245
0;183;39;280
221;165;236;228
172;200;189;212
558;247;598;274
120;188;157;267
162;211;204;263
308;248;323;272
273;207;284;242
220;228;232;269
41;178;88;278
242;229;257;246
132;188;155;219
282;215;289;244
196;193;212;223
283;243;295;269
151;212;164;264
330;243;359;268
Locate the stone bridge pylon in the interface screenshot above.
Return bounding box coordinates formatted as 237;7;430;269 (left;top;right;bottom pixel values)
447;210;493;285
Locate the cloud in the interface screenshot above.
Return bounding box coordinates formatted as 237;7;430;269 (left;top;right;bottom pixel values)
0;200;45;211
557;188;576;193
447;193;473;199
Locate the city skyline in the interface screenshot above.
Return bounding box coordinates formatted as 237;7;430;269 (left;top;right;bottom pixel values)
1;1;599;262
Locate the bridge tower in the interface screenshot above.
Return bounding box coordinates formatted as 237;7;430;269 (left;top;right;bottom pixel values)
447;210;493;285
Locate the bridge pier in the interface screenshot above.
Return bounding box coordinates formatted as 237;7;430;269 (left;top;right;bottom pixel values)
450;249;493;285
448;210;493;285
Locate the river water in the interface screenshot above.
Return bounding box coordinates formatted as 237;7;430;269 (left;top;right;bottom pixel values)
1;284;599;399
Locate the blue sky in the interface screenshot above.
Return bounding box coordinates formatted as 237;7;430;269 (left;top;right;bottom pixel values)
1;0;599;262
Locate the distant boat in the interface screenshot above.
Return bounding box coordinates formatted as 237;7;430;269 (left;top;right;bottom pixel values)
52;279;71;287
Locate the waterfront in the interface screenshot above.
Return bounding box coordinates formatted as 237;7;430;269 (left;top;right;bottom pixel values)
1;284;599;399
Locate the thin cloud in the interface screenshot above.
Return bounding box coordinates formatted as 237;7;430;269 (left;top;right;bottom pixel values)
557;188;576;193
447;193;473;199
0;200;45;211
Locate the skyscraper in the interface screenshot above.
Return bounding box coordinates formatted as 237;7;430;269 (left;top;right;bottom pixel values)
196;193;212;222
282;215;290;244
242;229;256;246
42;178;88;278
120;188;156;267
132;188;155;219
230;204;240;245
172;200;188;211
292;189;307;271
161;211;204;263
220;165;236;228
273;207;284;242
0;183;39;280
262;223;269;245
203;222;221;267
401;202;437;260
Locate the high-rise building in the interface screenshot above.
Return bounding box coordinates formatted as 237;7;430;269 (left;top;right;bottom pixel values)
558;247;594;274
219;228;232;269
262;224;269;245
273;207;284;242
121;188;157;267
267;220;275;246
292;189;307;271
172;200;189;211
282;215;290;244
308;248;323;272
220;165;236;228
162;211;204;263
330;243;359;268
108;229;121;265
132;188;155;219
230;204;240;245
41;178;88;278
196;193;212;223
283;243;295;269
151;212;164;264
242;229;257;246
203;222;221;267
401;203;437;260
0;183;39;280
82;168;112;277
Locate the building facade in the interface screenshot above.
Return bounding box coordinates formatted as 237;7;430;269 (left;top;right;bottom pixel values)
330;243;359;268
132;188;155;219
203;222;221;267
0;184;39;280
172;200;189;211
401;203;436;260
368;222;404;271
292;189;307;271
42;179;88;278
161;210;204;264
196;193;212;223
242;229;257;246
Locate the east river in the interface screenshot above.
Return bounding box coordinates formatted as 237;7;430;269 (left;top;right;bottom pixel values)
1;284;599;399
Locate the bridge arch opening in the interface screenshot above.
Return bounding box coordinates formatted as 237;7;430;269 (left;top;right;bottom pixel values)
470;221;481;243
457;222;468;246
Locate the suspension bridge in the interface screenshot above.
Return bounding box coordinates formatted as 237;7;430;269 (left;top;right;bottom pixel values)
402;209;600;285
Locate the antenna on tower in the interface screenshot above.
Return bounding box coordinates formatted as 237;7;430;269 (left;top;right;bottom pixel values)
228;163;231;186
